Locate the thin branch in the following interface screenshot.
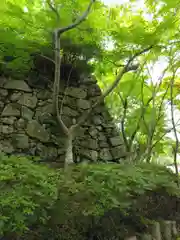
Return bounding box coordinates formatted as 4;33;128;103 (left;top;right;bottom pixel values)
74;46;153;128
47;0;60;23
129;96;153;149
170;68;179;187
119;96;129;151
55;0;95;36
52;0;95;136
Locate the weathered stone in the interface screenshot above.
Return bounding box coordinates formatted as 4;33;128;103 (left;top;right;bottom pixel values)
37;90;52;100
1;117;16;125
74;127;86;137
15;118;26;129
111;146;126;159
99;148;113;161
66;87;87;99
26;120;49;142
0;101;4;109
0;140;14;153
36;143;58;158
38;112;53;124
57;148;66;155
51;136;66;146
38;100;46;106
92;115;103;125
62;106;79;117
62;96;77;109
80;138;98;150
102;110;112;121
40;104;53;114
79;148;98;161
12;134;29;149
80;75;97;84
0;125;14;134
99;141;109;148
21;106;34;120
18;93;37;109
98;132;107;141
0;89;8;97
1;103;21;117
77;99;91;110
93;105;104;114
3;80;32;92
35;104;53;120
89;128;98;138
10;92;22;101
110;136;123;147
88;84;101;97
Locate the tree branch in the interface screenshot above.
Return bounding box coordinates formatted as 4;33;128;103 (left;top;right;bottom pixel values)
47;0;60;23
55;0;95;36
74;45;153;128
51;0;95;136
170;68;179;187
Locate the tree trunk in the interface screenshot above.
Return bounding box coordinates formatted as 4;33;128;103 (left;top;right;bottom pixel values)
64;127;76;168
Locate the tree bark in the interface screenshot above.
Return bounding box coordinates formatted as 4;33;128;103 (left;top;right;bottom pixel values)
64;127;75;169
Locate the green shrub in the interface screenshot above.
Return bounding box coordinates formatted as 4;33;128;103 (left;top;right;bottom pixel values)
46;162;180;239
1;156;180;239
0;153;59;237
54;162;179;218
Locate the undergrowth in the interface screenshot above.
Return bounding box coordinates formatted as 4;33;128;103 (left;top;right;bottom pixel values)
0;154;180;239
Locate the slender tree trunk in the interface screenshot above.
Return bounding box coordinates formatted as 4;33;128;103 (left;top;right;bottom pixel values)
64;134;74;168
64;126;76;168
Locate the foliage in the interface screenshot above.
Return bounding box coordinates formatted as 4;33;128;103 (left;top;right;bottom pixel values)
34;161;180;239
0;0;179;163
1;154;180;239
0;154;59;238
54;162;179;216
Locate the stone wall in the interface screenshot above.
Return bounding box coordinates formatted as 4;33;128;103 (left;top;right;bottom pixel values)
0;76;126;164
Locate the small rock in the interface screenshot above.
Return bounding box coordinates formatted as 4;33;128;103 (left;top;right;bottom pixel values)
0;125;14;134
0;140;14;153
18;93;37;109
77;99;91;110
1;103;21;117
36;143;58;158
111;146;126;159
61;96;77;109
89;128;98;138
66;87;87;99
99;141;109;148
79;148;98;161
99;148;113;161
98;132;107;141
10;92;22;101
62;106;79;117
0;89;8;97
110;136;123;147
26;120;50;142
0;101;4;109
12;134;29;149
21;106;34;120
15;118;26;129
80;138;98;150
3;80;32;92
92;115;103;125
37;90;52;100
1;117;16;125
87;84;101;97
